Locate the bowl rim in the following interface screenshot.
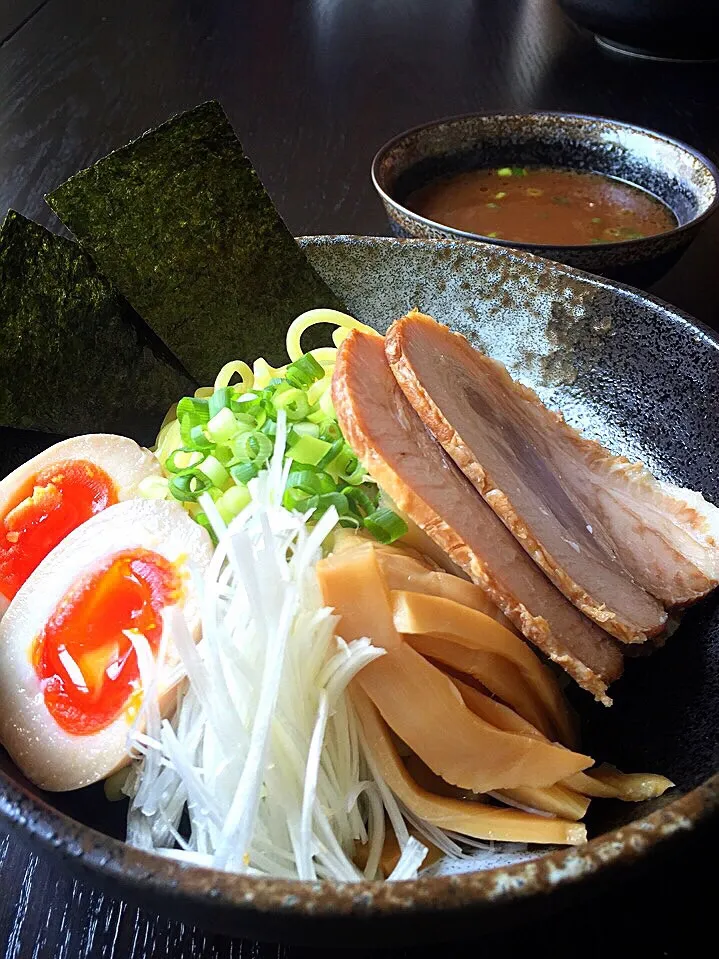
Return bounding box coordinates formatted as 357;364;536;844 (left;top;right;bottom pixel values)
2;232;719;924
370;110;719;252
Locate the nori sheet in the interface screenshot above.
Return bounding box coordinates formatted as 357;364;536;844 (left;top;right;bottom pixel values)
46;101;346;384
0;211;196;441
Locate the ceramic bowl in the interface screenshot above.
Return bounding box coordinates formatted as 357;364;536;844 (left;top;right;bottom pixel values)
371;112;719;283
558;0;719;61
1;235;719;945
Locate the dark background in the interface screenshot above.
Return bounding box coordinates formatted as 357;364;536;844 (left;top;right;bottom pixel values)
1;0;718;955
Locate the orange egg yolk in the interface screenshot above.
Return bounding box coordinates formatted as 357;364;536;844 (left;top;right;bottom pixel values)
33;548;182;736
0;459;117;605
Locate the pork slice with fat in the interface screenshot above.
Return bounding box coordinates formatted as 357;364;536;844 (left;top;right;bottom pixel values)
332;330;623;705
386;312;678;644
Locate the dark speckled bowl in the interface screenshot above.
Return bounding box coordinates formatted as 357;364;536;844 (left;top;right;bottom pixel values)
1;236;719;944
372;112;719;283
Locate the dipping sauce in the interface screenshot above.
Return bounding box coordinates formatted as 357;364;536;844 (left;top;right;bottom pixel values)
406;166;677;246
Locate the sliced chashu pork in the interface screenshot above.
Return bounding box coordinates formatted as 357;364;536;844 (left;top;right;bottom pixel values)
386;312;675;645
332;330;623;704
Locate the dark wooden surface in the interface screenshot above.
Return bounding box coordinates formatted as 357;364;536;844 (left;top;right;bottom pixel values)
1;0;718;955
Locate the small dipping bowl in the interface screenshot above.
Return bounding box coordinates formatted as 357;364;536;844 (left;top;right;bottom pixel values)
372;112;719;282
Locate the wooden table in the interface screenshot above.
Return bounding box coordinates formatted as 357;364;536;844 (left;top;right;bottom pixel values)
1;1;717;955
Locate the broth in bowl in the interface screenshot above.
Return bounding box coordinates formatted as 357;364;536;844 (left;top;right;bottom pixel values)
406;167;677;246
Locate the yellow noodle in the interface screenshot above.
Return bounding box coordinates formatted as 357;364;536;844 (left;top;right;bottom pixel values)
214;360;254;391
285;308;378;362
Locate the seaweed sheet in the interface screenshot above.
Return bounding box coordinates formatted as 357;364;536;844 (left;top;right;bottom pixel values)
47;101;346;384
0;211;196;440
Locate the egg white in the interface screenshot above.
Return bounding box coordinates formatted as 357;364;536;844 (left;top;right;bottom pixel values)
0;498;213;792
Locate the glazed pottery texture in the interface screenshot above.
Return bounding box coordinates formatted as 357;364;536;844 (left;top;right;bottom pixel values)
1;236;718;944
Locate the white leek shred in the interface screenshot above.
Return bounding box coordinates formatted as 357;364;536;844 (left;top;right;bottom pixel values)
125;412;410;880
124;411;503;881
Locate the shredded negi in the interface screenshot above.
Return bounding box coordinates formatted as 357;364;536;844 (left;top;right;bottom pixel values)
124;414;433;880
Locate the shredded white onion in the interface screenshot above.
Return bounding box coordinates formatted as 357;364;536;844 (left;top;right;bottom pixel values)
125;413;519;881
125;415;416;879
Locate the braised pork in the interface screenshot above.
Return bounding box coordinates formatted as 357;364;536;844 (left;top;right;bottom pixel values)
332;330;623;704
386;312;682;644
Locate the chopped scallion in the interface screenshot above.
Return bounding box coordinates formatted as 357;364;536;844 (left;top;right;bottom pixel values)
198;454;230;489
169;470;214;502
165;447;206;474
231;430;273;465
289;434;333;467
363;507;408;544
230;462;259;485
216;484;252;522
285;353;324;389
274;387;310;421
208;387;233;418
206;407;239;444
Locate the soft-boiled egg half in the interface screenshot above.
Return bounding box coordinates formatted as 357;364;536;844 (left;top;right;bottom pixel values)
0;498;213;791
0;434;162;620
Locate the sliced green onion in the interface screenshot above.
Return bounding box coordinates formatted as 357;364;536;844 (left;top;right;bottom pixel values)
336;455;365;486
261;418;277;438
338;515;362;528
497;167;513;177
169;470;214;503
165;447;206;474
274;388;310;422
216;484;252;522
230;462;259;485
213;444;235;466
231;402;266;430
233;412;259;431
319;421;342;443
198;454;230;488
512;166;528;177
283;486;312;511
289;434;333;467
178;396;211;445
285;353;324;389
206;407;239;444
363;507;408;544
303;491;349;516
177;396;210;421
286;469;336;496
194;511;218;544
317;439;345;470
343;485;374;516
209;387;233;418
290;421;320;440
188;424;214;450
231;430;273;465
